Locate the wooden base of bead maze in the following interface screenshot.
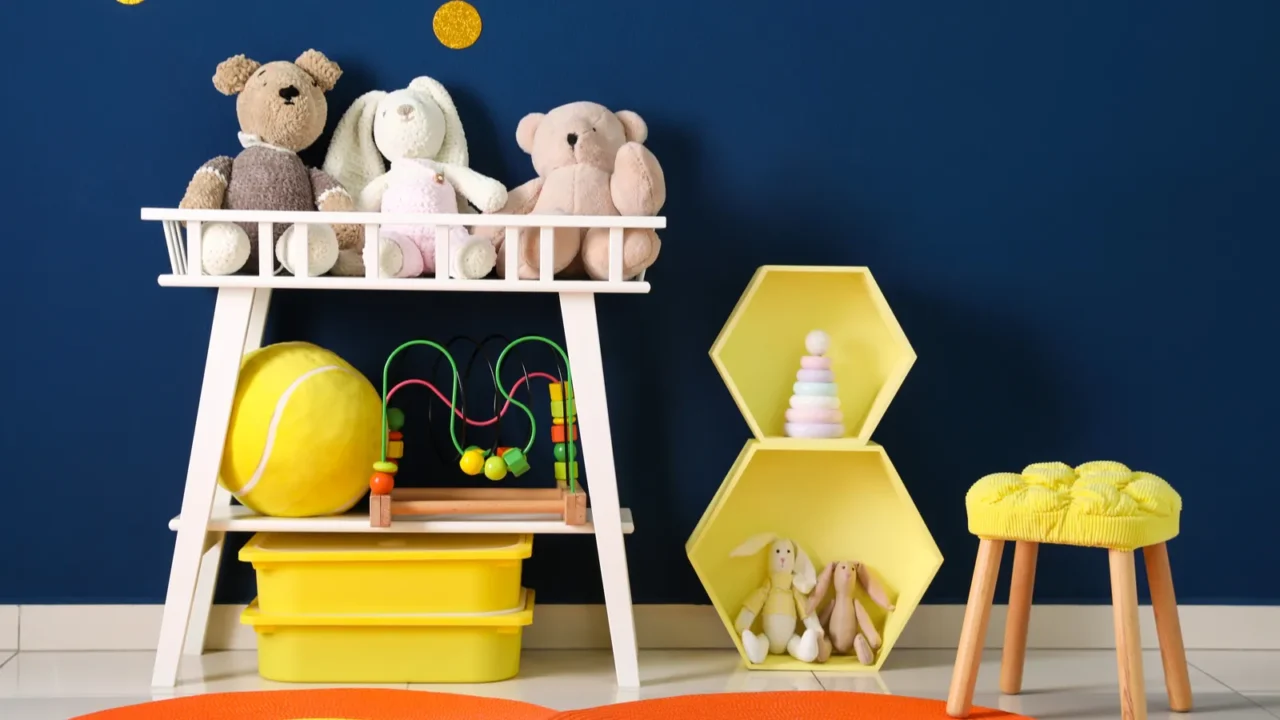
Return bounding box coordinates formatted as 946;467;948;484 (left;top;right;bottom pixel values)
369;487;588;528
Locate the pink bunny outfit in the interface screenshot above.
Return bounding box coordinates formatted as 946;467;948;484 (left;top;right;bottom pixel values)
379;159;495;278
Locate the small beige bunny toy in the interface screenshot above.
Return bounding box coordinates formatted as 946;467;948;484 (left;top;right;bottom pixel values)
808;560;895;664
731;533;824;664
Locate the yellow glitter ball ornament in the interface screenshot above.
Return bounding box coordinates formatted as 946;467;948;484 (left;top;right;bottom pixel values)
433;1;482;50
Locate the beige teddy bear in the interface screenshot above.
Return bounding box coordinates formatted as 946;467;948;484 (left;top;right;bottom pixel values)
485;101;666;280
180;50;358;276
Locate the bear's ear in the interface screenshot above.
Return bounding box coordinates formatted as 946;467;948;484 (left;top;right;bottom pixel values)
295;49;342;92
615;110;648;144
213;54;260;96
516;113;545;154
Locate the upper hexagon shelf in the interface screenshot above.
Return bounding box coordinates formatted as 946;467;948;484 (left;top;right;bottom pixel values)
686;440;943;672
710;266;915;445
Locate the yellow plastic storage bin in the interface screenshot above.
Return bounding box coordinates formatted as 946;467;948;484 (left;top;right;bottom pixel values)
242;589;535;684
239;533;532;615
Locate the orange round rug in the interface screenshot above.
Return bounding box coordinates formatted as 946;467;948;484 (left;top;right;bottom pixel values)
553;692;1033;719
74;689;556;720
74;689;1033;720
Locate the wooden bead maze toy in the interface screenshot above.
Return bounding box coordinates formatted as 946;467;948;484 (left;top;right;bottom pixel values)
368;337;588;528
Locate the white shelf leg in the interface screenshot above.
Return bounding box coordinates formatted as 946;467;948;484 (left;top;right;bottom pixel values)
559;292;640;688
182;288;271;656
152;287;258;688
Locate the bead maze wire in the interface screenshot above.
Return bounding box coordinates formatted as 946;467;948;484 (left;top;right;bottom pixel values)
379;335;578;493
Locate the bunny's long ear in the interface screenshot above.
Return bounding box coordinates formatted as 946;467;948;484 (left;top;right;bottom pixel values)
408;75;468;167
729;533;777;558
322;90;388;199
792;543;818;594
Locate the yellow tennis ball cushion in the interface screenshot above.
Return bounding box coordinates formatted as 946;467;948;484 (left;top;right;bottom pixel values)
220;342;382;517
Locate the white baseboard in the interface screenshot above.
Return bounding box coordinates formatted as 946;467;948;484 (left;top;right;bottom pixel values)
0;606;16;650
6;604;1278;653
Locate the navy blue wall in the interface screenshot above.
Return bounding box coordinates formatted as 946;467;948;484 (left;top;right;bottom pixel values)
2;0;1277;606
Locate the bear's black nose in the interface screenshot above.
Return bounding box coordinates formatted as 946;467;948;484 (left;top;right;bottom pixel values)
279;85;301;101
566;133;578;147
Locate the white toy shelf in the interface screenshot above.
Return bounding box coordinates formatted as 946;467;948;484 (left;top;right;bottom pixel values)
143;207;664;691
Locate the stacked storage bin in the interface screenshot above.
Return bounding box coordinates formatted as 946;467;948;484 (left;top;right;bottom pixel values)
239;533;534;683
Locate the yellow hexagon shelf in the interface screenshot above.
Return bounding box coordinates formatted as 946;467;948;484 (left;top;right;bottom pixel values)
686;440;942;672
711;266;915;444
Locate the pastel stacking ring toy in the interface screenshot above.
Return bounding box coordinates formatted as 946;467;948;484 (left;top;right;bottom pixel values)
784;330;845;439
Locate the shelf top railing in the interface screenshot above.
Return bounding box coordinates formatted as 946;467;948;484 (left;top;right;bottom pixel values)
142;208;666;294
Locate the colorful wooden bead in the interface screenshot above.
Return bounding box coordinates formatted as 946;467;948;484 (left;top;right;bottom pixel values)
553;442;579;462
459;446;485;476
386;407;405;431
373;461;399;474
388;431;403;441
554;461;579;482
548;382;574;402
386;440;405;459
501;447;531;476
550;423;578;443
551;400;575;419
369;471;395;495
552;417;576;426
484;455;509;481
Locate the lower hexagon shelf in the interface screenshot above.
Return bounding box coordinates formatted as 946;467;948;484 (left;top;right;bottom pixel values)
686;440;942;672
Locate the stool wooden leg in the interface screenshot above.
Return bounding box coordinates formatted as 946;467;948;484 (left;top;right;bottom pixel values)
1110;549;1148;720
1144;543;1193;712
1000;541;1038;694
947;538;1005;718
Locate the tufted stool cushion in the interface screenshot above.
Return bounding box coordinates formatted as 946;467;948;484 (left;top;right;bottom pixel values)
965;461;1181;551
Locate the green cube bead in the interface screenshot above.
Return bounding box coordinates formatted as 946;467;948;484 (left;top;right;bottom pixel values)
502;447;531;477
386;407;405;432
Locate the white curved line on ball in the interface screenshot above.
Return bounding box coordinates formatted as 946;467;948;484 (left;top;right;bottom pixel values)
234;364;350;498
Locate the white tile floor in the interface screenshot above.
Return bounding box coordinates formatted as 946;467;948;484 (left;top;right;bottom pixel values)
0;648;1276;719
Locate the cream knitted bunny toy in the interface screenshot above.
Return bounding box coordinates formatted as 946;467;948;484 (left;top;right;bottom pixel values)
731;533;825;664
322;76;507;278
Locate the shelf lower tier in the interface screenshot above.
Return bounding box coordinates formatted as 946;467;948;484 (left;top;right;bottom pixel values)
169;504;635;535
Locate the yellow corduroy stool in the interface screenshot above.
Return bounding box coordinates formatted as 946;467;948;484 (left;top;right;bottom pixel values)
946;461;1192;720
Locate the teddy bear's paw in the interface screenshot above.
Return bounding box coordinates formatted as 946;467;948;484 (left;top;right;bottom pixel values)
276;223;339;276
452;237;497;279
581;228;659;280
612;142;666;216
329;250;366;277
200;223;251;275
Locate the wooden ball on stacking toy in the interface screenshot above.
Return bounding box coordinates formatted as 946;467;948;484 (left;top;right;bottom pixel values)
484;455;509;481
459;446;486;475
806;329;830;356
386;407;405;432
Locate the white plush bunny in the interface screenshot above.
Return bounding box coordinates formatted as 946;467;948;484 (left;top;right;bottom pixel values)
323;76;508;278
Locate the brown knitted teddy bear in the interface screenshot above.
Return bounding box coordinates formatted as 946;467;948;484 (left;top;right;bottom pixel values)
180;50;357;276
